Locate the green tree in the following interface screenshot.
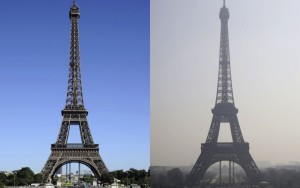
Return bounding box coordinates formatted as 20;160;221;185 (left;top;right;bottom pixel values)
16;167;35;186
100;168;150;187
100;172;114;184
6;174;15;186
166;168;184;188
34;173;43;183
155;174;168;188
82;174;93;184
0;173;8;186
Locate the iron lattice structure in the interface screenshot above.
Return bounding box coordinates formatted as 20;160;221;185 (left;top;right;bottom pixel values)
41;1;108;183
187;1;261;187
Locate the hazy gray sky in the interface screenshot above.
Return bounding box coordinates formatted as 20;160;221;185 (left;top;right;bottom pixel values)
151;0;300;167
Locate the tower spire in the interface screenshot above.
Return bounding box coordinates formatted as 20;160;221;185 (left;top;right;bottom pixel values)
66;0;83;110
216;1;233;104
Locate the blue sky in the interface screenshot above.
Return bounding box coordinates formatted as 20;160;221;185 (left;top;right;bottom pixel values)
0;0;149;173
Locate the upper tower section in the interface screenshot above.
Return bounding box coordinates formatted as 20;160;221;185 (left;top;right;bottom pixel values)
219;0;229;21
65;0;85;111
215;0;235;106
219;0;230;63
69;0;80;19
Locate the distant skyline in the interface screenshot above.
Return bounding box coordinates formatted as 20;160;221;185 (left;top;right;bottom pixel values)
151;0;300;168
0;0;149;172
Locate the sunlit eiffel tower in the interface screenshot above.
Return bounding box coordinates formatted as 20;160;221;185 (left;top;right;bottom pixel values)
41;1;108;183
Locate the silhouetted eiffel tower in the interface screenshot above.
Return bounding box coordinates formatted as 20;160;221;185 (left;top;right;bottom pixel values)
187;1;262;187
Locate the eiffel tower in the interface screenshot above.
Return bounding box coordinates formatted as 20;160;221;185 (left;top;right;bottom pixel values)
187;1;262;187
41;1;108;183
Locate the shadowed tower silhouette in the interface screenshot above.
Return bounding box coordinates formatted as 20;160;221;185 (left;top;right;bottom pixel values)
187;1;262;187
